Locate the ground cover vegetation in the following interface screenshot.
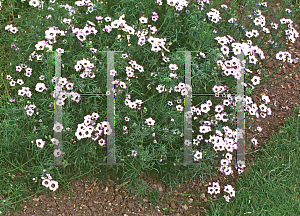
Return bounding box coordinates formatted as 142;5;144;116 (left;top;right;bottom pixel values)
0;0;300;215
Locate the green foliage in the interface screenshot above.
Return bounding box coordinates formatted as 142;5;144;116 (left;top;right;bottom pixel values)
1;0;300;215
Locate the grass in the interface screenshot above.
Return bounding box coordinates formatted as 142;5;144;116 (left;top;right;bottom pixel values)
0;0;300;215
206;107;300;215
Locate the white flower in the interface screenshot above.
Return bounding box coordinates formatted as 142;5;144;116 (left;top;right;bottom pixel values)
100;120;109;128
199;52;206;58
84;118;92;126
36;139;45;148
55;99;64;107
9;80;16;86
53;121;64;133
104;16;111;22
110;20;121;28
103;127;112;136
110;69;118;76
75;1;85;6
167;0;176;6
224;184;236;197
261;95;270;103
145;117;155;126
131;150;137;157
251;76;261;85
35;83;47;92
5;24;13;31
207;186;215;195
42;179;51;188
181;88;189;97
256;126;263;132
92;112;99;120
139;16;148;24
29;0;40;8
276;51;286;61
56;48;64;54
199;125;212;134
194;150;202;160
259;104;268;112
49;180;59;191
87;20;96;26
58;77;68;86
75;129;84;140
82;127;93;138
98;138;106;146
201;103;210;113
51;138;59;145
119;81;127;89
46;173;52;180
176;104;184;112
169;64;178;71
65;82;74;90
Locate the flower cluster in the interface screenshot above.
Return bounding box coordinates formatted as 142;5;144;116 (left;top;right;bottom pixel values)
24;103;36;117
207;181;236;202
6;75;24;87
74;113;112;147
223;184;236;202
244;94;272;120
4;24;19;34
74;57;97;79
32;169;59;192
75;0;97;15
207;8;222;24
51;76;81;106
165;0;190;11
35;134;65;157
124;94;144;110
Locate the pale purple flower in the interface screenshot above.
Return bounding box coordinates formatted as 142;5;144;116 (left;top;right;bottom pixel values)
223;195;231;202
53;149;62;157
285;8;291;13
53;121;63;133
